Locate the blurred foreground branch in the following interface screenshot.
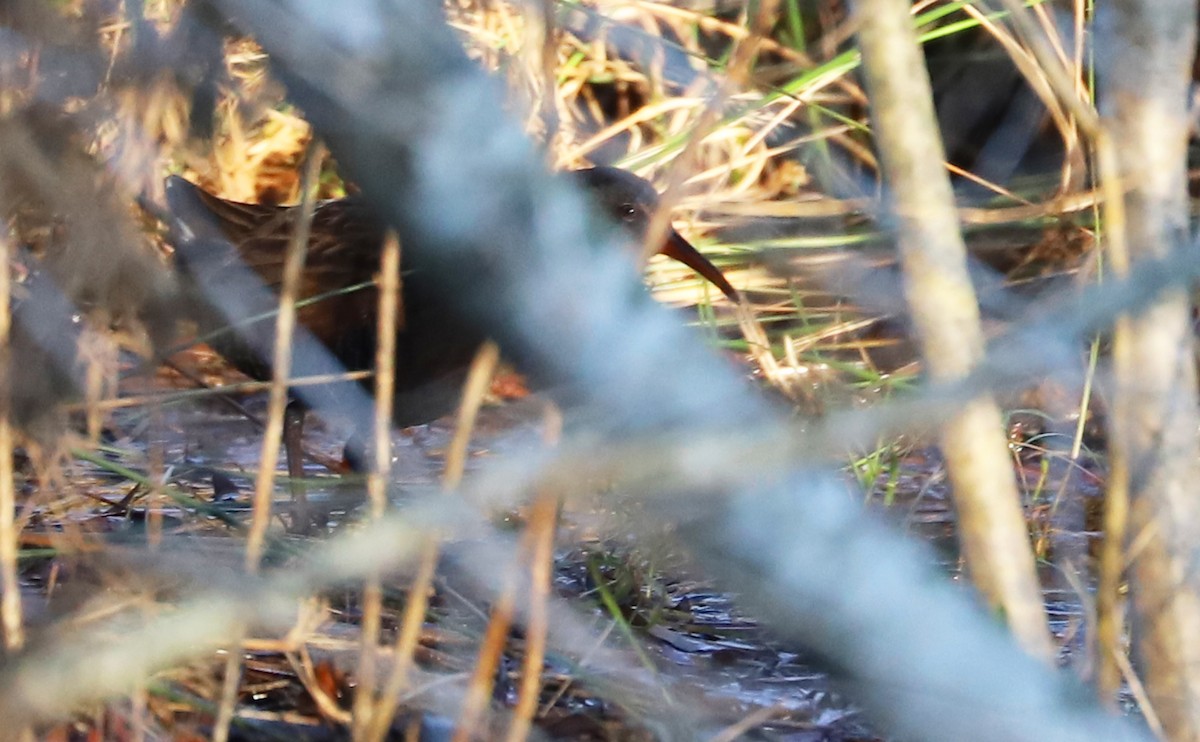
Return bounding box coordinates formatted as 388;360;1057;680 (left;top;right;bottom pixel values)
1097;1;1200;735
853;0;1050;659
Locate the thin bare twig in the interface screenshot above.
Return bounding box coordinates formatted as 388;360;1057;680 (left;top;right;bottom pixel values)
365;341;501;742
244;137;324;563
445;342;509;742
1094;131;1131;703
0;233;21;653
855;0;1053;659
214;139;324;742
503;403;562;742
352;230;402;739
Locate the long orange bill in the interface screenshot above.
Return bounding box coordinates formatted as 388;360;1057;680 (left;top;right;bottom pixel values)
659;229;739;302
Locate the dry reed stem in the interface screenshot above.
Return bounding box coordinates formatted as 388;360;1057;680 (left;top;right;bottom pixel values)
856;0;1054;659
1068;0;1087;192
502;403;562;742
131;683;147;742
989;6;1123;680
1086;119;1132;705
443;342;501;494
531;0;560;152
453;569;517;742
1025;1;1086;189
0;232;21;653
943;162;1033;204
82;369;373;411
1113;641;1163;738
213;139;324;742
146;405;165;550
211;648;244;742
735;302;799;402
351;230;402;739
699;173;1095;220
244;137;324;566
429;341;508;742
362;540;439;742
83;333;110;444
367;341;500;741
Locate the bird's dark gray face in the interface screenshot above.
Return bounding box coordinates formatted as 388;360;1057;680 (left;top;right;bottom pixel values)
568;166;739;302
569;166;662;244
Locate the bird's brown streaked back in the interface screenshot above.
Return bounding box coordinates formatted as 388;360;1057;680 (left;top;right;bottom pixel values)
164;166;739;431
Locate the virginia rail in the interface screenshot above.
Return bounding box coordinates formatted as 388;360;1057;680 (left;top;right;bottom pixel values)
165;166;737;469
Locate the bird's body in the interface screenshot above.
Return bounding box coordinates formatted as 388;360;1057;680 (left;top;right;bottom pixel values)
164;166;736;434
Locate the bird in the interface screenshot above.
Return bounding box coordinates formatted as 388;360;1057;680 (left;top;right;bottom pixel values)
164;166;738;488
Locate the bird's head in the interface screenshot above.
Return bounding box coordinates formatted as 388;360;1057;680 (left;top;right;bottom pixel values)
570;166;739;302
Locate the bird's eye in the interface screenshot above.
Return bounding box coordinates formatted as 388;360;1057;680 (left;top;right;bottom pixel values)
619;204;637;220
